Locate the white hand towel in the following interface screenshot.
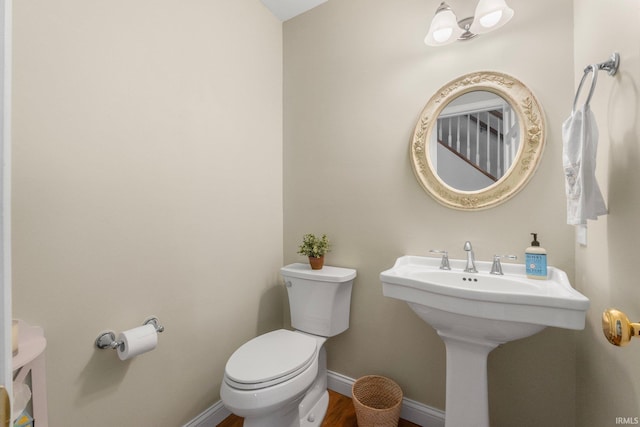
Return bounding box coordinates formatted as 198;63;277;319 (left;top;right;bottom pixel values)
562;103;607;245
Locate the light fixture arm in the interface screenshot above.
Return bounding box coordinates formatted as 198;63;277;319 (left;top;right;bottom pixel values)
457;17;478;41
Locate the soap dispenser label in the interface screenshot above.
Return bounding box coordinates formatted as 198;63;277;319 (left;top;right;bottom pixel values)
526;253;547;277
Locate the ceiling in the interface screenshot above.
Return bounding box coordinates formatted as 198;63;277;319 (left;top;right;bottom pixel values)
261;0;328;21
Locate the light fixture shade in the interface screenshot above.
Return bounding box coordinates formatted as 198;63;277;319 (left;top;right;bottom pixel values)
424;2;464;46
468;0;514;35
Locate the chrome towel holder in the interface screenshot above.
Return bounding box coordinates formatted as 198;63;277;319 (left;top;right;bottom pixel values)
588;51;620;76
572;52;620;112
95;316;164;350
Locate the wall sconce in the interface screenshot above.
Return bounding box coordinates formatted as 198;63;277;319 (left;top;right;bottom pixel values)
424;0;514;47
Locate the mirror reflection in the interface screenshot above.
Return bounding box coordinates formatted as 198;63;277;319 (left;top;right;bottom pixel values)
430;91;520;191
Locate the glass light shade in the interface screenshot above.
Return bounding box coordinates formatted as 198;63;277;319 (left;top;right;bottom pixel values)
468;0;514;34
424;4;464;46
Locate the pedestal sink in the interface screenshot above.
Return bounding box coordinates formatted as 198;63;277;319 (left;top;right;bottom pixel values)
380;255;589;427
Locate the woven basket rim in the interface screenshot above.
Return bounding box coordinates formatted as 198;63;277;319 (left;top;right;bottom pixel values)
352;375;403;411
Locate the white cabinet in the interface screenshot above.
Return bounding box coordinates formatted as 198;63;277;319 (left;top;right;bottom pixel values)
12;321;47;427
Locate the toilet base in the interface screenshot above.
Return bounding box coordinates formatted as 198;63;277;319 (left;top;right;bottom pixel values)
233;342;330;427
242;395;304;427
240;389;329;427
298;345;328;426
300;390;328;427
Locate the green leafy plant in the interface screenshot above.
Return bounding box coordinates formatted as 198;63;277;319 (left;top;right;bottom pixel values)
297;233;330;258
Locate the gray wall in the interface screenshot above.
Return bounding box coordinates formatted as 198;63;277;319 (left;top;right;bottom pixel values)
12;1;284;425
573;0;640;425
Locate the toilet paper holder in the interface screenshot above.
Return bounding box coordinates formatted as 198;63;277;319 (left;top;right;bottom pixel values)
95;316;164;350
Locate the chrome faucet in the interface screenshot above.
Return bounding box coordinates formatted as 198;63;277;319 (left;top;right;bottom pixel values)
430;249;451;270
463;241;477;273
490;255;518;275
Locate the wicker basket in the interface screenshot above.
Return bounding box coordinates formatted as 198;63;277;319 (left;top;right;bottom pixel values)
352;375;403;427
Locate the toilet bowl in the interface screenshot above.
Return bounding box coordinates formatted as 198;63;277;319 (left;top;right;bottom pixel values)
220;329;327;427
220;263;356;427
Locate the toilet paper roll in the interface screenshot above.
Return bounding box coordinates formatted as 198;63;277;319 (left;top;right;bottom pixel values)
117;324;158;361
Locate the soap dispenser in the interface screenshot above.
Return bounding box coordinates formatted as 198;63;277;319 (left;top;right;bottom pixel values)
525;233;547;279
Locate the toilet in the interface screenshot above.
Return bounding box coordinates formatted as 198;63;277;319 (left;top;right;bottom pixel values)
220;263;356;427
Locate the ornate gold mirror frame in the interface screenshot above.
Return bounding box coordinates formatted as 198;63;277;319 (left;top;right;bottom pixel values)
410;71;545;210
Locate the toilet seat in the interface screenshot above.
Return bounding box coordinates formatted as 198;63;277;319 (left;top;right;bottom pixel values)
224;329;318;390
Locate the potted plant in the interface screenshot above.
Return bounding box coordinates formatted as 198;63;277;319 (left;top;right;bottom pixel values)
297;233;330;270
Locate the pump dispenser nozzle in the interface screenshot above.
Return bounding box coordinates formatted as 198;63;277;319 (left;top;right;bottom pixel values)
530;233;540;247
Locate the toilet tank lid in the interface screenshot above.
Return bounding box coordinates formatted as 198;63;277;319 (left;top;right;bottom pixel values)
281;263;356;282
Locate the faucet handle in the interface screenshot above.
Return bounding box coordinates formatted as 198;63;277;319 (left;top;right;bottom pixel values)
490;255;518;275
429;249;451;270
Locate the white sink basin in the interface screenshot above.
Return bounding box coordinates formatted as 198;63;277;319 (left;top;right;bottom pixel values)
381;255;589;333
380;255;589;427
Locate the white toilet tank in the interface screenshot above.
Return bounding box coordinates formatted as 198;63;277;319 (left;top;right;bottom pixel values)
281;263;356;337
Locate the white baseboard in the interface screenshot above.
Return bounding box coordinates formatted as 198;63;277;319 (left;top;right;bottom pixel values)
182;400;230;427
184;371;445;427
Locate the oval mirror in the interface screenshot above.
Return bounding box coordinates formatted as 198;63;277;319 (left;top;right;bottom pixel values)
411;71;545;210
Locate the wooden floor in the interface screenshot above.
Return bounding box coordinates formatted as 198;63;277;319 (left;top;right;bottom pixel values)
217;389;420;427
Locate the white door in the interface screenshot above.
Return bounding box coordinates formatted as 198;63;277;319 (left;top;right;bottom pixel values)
0;0;11;425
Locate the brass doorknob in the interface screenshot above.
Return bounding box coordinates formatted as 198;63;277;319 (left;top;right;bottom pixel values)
602;308;640;346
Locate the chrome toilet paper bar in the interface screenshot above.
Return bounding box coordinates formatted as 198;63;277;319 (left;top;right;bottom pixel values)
95;316;164;350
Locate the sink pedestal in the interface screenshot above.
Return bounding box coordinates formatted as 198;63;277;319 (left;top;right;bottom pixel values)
439;332;497;427
407;302;545;427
